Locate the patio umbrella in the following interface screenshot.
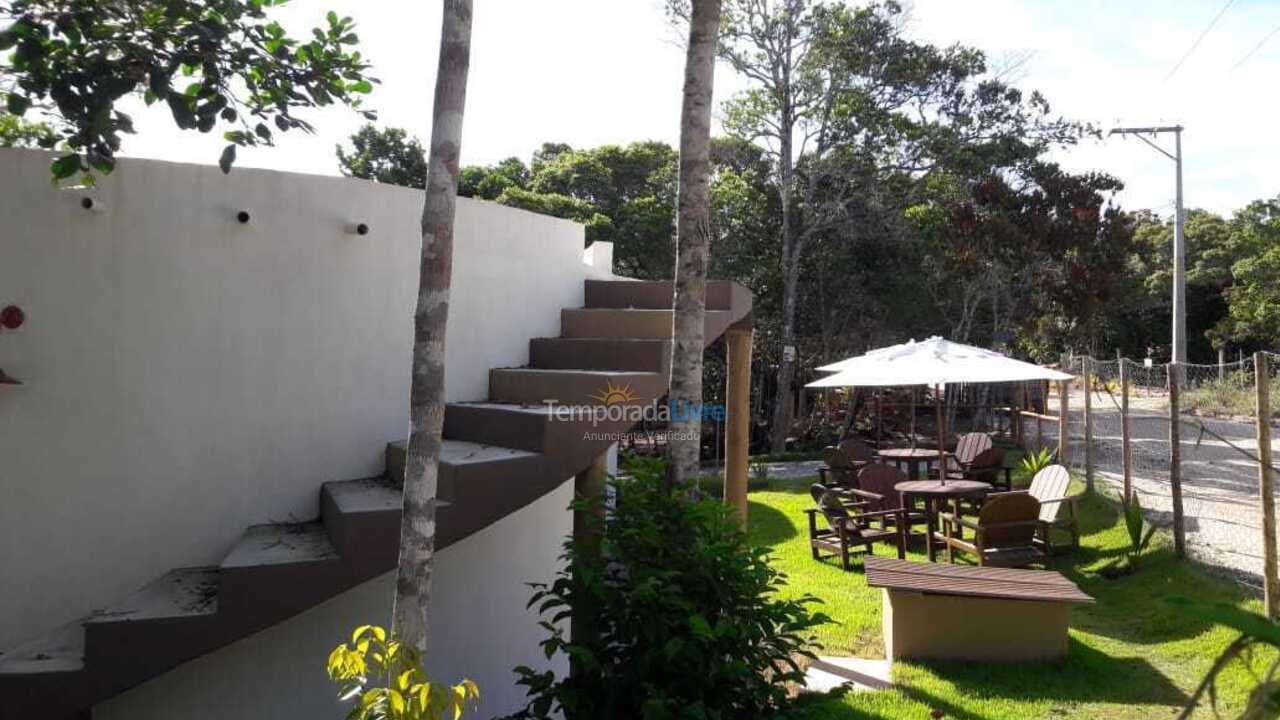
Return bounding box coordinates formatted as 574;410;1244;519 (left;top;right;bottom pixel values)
807;337;1073;483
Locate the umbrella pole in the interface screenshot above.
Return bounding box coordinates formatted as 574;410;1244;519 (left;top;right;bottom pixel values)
876;391;883;448
910;387;917;449
935;384;946;486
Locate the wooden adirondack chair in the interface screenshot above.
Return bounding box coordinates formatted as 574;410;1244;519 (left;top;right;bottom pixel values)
806;486;906;570
944;446;1012;491
939;492;1045;567
818;437;876;488
818;446;857;488
840;436;878;465
1023;464;1081;554
857;463;929;534
941;432;993;474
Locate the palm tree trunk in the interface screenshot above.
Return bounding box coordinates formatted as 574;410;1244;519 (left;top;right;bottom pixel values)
392;0;472;653
667;0;722;488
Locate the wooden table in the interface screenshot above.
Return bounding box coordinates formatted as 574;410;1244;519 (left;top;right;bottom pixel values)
877;447;948;480
895;479;993;561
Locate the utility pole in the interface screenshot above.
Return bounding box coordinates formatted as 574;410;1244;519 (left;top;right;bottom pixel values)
1109;125;1186;368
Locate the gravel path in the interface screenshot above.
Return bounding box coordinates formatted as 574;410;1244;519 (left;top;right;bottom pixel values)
1059;389;1276;586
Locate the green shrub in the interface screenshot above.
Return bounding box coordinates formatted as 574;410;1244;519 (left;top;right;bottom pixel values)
512;462;829;719
1020;446;1055;475
694;472;771;498
327;625;479;719
1183;372;1280;419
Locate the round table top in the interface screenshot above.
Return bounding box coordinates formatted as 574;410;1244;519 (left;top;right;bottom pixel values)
894;479;992;496
878;447;948;460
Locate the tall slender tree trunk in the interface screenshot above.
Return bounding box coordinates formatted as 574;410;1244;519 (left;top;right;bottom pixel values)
667;0;722;487
769;120;797;453
391;0;472;653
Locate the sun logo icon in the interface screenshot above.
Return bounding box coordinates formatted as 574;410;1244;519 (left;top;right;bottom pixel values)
590;380;638;406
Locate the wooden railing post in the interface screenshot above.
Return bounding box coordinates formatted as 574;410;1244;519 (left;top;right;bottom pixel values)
1083;357;1094;492
1169;364;1186;559
724;325;753;527
1120;358;1133;502
1256;352;1277;619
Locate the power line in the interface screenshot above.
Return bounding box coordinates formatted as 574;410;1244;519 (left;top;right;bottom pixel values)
1233;22;1280;71
1165;0;1237;81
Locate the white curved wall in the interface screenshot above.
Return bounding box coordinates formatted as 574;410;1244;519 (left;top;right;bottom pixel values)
0;149;587;652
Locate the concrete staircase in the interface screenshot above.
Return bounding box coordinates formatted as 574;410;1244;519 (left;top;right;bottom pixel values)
0;279;752;719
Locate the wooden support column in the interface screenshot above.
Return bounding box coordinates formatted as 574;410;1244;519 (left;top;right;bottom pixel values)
1083;357;1094;492
724;324;753;527
1057;380;1069;466
1169;365;1186;559
1256;352;1277;619
1120;359;1133;502
571;451;608;661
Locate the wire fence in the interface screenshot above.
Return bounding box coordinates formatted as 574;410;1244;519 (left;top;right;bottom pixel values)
1032;353;1280;592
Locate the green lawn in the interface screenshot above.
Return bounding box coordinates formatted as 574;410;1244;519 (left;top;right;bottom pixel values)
750;474;1275;719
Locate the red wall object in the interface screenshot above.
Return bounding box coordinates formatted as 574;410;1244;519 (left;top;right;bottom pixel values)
1;305;25;330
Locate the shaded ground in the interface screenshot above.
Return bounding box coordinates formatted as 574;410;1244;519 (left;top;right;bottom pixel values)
750;472;1275;719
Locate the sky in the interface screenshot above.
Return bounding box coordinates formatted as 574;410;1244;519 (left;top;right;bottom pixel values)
114;0;1280;217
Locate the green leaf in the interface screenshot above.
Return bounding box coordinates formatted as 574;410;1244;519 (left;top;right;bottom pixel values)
51;153;81;180
348;80;373;94
689;613;713;639
218;144;236;174
6;93;31;115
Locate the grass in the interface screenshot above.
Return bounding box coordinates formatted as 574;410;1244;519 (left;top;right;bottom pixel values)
749;471;1276;719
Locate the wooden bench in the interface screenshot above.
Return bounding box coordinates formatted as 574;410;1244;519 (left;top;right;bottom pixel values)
864;556;1094;662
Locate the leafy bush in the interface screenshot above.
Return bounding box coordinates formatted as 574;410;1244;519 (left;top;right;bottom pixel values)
1120;494;1158;569
694;472;771;498
1183;372;1280;420
512;462;829;719
328;625;479;719
1020;446;1055;475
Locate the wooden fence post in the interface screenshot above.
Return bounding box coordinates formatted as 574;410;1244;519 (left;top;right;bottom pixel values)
1084;357;1095;491
1256;352;1277;619
1169;364;1186;559
1057;379;1069;466
1120;358;1133;502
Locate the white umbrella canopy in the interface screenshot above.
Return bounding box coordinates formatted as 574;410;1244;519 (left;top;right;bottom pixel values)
808;336;1073;389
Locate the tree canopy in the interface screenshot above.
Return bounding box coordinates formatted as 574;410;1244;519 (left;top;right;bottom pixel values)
1;0;376;179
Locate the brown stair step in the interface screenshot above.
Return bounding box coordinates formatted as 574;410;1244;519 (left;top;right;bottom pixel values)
0;621;85;675
561;308;732;339
220;522;338;570
442;402;585;455
528;337;670;373
85;567;219;626
585;279;733;310
489;368;666;405
383;439;545;492
320;475;460;567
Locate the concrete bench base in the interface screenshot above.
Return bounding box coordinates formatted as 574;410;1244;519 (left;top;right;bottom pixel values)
882;588;1072;662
